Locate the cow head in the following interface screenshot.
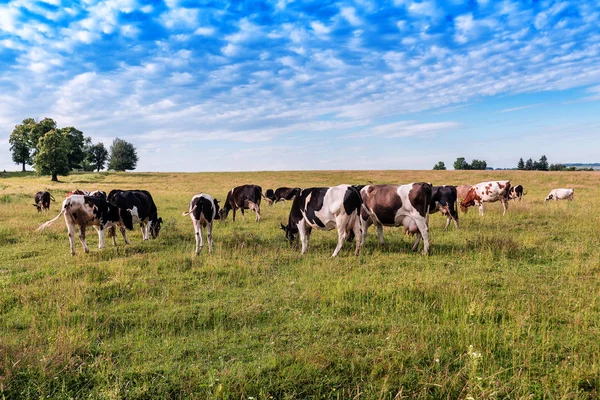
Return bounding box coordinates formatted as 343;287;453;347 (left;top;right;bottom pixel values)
545;194;553;201
33;203;42;212
280;223;296;242
459;188;477;213
218;207;229;220
213;199;221;220
150;217;163;238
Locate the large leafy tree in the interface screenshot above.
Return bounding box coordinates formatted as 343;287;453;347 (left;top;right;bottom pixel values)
8;118;36;171
61;127;89;170
108;138;138;171
453;157;471;170
29;118;57;157
470;159;487;170
34;129;70;182
87;142;109;172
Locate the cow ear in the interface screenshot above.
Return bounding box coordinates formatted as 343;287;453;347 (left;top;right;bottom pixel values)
158;217;163;223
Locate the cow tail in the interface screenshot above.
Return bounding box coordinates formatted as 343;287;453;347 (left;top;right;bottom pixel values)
37;202;67;231
182;204;198;217
50;194;56;202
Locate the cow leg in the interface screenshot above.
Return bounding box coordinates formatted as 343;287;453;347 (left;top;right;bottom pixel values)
232;207;237;222
240;208;246;221
501;199;508;216
360;217;372;246
97;227;106;249
444;216;451;231
413;216;430;255
195;221;204;255
332;225;347;257
255;204;261;222
353;218;362;256
298;220;309;255
144;221;152;240
479;203;484;216
452;216;459;229
411;231;422;252
207;222;214;255
119;225;131;245
376;223;384;245
67;222;77;256
78;225;90;253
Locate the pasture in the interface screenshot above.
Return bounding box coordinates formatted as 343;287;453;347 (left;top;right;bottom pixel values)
0;170;598;399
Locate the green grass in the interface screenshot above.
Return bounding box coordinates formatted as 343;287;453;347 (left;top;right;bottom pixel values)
0;170;599;399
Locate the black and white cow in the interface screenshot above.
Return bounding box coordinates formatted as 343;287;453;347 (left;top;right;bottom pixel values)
182;194;220;255
88;190;107;200
430;185;459;230
266;187;301;205
508;184;526;201
37;195;134;255
33;191;55;212
360;183;432;254
107;189;162;243
280;184;362;257
219;184;262;222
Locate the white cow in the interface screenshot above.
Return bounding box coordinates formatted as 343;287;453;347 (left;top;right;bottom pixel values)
545;188;574;201
37;195;133;255
182;193;220;255
459;180;511;216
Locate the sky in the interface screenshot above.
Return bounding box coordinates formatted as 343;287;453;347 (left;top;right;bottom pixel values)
1;0;599;172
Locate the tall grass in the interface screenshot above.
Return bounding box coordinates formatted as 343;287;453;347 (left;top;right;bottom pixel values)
0;170;598;399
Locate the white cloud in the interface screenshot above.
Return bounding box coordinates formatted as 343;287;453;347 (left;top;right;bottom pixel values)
340;7;362;26
194;27;215;36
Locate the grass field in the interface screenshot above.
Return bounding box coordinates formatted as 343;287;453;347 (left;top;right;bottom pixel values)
0;170;599;399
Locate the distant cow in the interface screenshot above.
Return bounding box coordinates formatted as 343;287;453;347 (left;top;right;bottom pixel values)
280;184;362;257
545;188;574;201
460;180;511;216
33;191;55;212
360;182;432;254
267;187;301;205
508;185;526;201
220;184;262;222
37;195;134;255
107;189;163;243
430;185;459;230
182;194;220;255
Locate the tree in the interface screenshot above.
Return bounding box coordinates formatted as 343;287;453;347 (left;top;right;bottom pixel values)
525;158;534;170
29;118;57;157
9;119;36;171
433;161;446;170
108;138;138;171
61;127;88;170
517;158;525;170
549;163;566;171
537;155;549;171
34;129;70;181
86;142;109;172
453;157;470;170
470;159;487;170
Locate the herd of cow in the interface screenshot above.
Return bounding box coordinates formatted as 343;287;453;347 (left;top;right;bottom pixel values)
32;181;575;257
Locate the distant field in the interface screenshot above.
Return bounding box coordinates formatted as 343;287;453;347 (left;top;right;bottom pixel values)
0;170;598;399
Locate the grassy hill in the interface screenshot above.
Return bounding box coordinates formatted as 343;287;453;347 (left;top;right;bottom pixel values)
0;170;599;399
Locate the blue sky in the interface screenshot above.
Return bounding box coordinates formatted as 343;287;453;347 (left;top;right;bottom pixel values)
1;0;599;171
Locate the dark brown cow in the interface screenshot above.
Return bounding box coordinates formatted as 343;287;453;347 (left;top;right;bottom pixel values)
360;182;432;254
219;184;263;222
33;191;55;212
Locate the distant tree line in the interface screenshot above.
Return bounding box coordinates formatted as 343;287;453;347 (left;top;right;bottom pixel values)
9;118;138;181
516;155;594;171
432;157;488;170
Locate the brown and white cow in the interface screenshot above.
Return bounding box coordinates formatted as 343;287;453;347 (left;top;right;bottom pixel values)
359;182;432;254
37;195;134;255
460;180;511;216
219;184;262;222
456;184;472;204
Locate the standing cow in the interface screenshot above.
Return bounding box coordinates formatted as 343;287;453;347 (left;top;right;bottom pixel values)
430;185;459;230
508;185;526;201
182;194;220;255
360;182;432;254
107;189;163;243
267;187;301;205
460;181;511;216
219;184;263;222
545;188;574;201
33;191;55;212
37;195;134;255
280;184;362;257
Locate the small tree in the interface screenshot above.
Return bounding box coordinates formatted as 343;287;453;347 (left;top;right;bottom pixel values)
87;142;109;172
433;161;446;170
34;129;70;181
470;159;487;170
108;138;138;171
453;157;470;170
538;155;549;171
9;119;35;172
525;158;534;171
517;158;525;170
549;163;566;171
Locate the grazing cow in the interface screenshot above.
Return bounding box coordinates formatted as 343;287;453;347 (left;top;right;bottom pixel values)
270;187;301;205
107;190;163;243
460;180;511;216
360;183;432;254
280;184;362;257
264;189;275;205
37;195;134;255
545;188;574;201
430;185;459;230
66;189;89;197
33;191;55;212
219;184;262;222
182;194;220;255
508;185;526;201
